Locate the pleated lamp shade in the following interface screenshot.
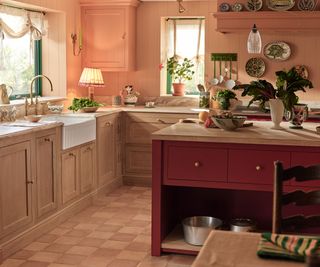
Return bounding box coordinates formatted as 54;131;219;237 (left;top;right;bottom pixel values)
78;68;104;100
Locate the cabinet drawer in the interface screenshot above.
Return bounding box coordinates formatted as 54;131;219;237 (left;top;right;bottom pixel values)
228;149;290;185
164;144;228;182
291;152;320;187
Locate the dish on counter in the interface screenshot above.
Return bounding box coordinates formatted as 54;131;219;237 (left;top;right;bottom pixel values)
245;58;266;78
298;0;316;10
245;0;263;11
294;65;309;79
219;2;231;11
24;115;42;123
263;41;291;61
212;114;247;131
232;2;244;11
267;0;295;10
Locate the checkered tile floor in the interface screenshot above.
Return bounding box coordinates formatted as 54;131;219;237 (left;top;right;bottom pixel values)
1;186;195;267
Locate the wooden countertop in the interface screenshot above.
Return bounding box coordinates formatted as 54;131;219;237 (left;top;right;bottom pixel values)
152;121;320;147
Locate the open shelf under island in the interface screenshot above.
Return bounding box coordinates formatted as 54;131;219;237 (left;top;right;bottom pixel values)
151;121;320;256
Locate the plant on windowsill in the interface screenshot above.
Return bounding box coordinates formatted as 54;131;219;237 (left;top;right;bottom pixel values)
167;56;195;96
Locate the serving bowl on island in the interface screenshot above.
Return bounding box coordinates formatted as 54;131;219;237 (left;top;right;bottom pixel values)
212;115;247;131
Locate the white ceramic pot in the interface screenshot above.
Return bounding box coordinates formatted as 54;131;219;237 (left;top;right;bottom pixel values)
269;99;284;130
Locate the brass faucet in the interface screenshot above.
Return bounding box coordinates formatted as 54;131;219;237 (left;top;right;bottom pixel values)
25;75;53;115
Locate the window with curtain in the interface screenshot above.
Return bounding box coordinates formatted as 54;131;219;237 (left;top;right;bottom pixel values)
163;18;205;95
0;5;46;99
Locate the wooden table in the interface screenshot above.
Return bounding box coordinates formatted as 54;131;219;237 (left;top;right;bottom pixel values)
192;230;303;267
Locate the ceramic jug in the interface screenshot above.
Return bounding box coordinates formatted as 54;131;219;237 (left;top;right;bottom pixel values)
0;84;12;104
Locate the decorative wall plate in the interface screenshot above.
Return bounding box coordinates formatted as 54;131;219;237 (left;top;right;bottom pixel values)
245;0;263;11
294;65;309;79
219;3;231;11
245;58;266;78
298;0;316;10
267;0;295;10
263;41;291;61
232;2;244;11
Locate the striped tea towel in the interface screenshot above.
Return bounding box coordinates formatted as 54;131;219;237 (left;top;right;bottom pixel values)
257;232;320;262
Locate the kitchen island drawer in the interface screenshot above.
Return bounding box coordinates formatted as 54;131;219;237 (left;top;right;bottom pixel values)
228;149;290;185
164;142;228;183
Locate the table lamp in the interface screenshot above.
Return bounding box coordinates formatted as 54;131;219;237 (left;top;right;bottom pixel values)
78;67;104;100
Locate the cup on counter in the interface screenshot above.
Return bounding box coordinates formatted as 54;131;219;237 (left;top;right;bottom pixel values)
112;95;122;107
145;101;155;108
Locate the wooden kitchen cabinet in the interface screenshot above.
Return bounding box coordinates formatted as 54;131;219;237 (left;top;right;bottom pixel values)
61;148;80;205
80;142;96;194
0;141;33;237
81;1;138;71
35;132;57;220
97;113;120;187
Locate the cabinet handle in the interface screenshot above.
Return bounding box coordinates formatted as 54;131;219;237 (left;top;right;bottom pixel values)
256;165;261;171
27;180;34;184
194;161;200;167
86;146;92;151
69;152;75;157
105;122;112;126
44;138;51;142
157;119;166;124
122;32;126;39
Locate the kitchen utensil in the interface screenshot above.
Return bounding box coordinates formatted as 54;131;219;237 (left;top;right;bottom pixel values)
225;79;236;90
230;218;256;232
211;59;219;85
219;61;224;84
182;216;222;246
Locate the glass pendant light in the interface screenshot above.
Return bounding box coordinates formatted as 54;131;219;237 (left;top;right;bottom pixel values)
247;24;262;54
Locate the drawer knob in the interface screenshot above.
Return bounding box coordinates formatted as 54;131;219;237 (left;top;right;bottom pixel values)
44;138;51;142
27;180;34;184
256;165;261;171
105;122;112;126
194;161;200;167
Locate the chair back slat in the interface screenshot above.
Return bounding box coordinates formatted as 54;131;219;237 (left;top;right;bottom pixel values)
273;161;320;234
283;190;320;206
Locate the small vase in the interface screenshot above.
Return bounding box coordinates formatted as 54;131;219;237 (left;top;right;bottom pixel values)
269;99;284;130
172;83;185;96
285;104;308;129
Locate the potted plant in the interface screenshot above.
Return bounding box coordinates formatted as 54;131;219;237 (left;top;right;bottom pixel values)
167;56;195;96
215;89;238;110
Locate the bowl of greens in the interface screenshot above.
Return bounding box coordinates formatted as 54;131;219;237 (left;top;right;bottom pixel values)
68;98;103;113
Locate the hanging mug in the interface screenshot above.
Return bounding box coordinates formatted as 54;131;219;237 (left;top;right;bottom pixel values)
0;84;13;104
285;103;308;129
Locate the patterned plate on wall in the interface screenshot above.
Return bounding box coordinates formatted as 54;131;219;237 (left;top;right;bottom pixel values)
246;0;263;11
298;0;316;10
267;0;295;10
245;58;266;78
263;41;291;61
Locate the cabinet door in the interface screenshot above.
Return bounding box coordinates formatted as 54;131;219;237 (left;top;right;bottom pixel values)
82;6;135;71
80;143;95;194
0;141;33;237
291;152;320;187
61;149;80;204
97;115;118;187
36;134;57;219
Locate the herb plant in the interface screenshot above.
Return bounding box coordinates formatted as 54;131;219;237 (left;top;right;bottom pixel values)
167;56;195;83
68;98;102;112
215;89;238;110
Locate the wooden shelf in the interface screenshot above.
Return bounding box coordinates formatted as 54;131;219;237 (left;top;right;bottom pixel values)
213;11;320;33
161;225;201;255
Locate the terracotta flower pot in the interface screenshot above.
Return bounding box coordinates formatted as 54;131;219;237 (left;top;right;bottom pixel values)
172;83;185;96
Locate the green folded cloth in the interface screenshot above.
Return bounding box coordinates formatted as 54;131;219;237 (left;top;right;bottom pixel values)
257;232;320;262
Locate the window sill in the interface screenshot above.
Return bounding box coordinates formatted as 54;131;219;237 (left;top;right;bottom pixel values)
0;96;66;108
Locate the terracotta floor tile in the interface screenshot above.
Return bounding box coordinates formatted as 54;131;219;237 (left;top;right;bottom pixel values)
116;250;148;261
37;234;59;243
92;248;121;258
109;233;137;242
169;255;195;265
96;224;121;233
0;259;26;267
87;231;113;240
125;242;150;252
24;242;50;251
19;261;49;267
78;237;105;247
65;245;97;256
101;240;130;250
54;254;86;265
132;215;151;222
107;259;139;267
58;222;78;229
28;252;62;263
44;244;73;254
49;228;69;236
64;229;91;238
132;235;151;244
47;264;75;267
80;256;112;267
11;250;35;260
73;223;98;231
137;262;167;267
54;236;82;246
118;226;144;235
91;212;115;219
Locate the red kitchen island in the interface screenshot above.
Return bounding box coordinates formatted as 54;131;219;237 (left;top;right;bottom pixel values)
151;121;320;256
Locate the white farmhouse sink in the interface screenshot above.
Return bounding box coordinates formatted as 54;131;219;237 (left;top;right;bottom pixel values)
42;115;96;150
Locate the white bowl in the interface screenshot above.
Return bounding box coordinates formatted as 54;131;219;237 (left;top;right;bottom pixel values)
212;116;247;131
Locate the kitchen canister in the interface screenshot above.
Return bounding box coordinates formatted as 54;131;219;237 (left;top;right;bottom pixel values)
112;95;122;107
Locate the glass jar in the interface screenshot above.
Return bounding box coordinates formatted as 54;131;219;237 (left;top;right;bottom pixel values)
199;91;210;108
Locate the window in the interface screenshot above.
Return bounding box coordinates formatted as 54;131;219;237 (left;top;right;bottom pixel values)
161;17;205;95
0;6;45;99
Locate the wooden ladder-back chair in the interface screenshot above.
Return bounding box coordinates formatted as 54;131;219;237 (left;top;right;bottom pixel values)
272;160;320;234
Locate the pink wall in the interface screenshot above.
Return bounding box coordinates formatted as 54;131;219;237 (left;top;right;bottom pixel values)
96;1;320;104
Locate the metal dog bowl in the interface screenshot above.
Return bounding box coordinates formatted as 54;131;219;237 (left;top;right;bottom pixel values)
230;218;256;232
182;216;222;246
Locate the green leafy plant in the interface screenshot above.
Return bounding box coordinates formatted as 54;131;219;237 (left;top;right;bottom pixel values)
275;67;313;111
233;80;277;111
215;89;238;110
68;98;103;112
167;56;195;83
